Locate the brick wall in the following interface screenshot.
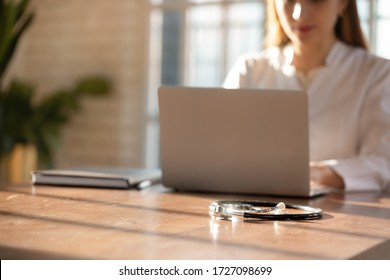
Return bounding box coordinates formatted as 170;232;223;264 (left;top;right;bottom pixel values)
6;0;150;168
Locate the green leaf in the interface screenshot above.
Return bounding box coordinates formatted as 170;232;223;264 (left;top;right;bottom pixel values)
0;4;17;67
0;0;33;83
15;0;30;22
0;80;35;149
75;76;112;96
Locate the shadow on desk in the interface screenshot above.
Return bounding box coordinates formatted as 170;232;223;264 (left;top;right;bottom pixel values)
0;244;78;260
2;185;390;220
173;187;390;221
1;184;390;259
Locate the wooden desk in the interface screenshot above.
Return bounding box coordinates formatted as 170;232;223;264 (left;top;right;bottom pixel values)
0;183;389;260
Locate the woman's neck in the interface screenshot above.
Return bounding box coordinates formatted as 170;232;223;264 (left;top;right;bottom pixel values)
292;36;336;73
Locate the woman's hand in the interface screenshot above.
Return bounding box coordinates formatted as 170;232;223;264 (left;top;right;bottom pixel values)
310;162;345;189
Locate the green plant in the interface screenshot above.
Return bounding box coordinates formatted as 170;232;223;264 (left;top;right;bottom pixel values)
0;0;112;167
0;77;111;167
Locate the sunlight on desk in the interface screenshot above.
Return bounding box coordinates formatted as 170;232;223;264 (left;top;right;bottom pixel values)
0;184;389;260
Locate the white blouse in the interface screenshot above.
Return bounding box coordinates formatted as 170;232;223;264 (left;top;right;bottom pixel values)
223;40;390;192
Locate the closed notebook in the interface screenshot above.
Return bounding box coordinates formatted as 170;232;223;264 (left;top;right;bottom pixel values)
32;167;162;189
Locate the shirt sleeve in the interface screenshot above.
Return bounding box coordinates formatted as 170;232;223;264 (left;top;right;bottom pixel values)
324;61;390;192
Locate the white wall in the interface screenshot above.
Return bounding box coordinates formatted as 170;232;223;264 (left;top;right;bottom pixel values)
5;0;150;168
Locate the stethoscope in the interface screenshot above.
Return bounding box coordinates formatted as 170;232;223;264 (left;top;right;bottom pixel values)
209;200;323;221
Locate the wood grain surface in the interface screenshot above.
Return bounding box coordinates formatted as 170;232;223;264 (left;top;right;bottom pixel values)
0;184;389;259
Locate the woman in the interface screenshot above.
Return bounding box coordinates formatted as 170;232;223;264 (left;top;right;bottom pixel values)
224;0;390;192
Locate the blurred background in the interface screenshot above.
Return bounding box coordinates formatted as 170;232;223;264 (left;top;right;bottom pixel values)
2;0;390;176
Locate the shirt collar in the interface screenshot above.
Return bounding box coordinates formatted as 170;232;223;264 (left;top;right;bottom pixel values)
283;39;344;68
324;40;344;66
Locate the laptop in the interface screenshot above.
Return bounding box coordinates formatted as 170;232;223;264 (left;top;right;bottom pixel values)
158;86;330;197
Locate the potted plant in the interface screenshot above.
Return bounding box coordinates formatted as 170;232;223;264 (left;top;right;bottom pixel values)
0;0;112;182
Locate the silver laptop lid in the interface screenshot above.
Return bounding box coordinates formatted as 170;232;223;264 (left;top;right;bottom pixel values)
158;86;310;197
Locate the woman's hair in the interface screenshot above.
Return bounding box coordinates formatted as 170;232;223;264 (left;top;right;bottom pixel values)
265;0;368;50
